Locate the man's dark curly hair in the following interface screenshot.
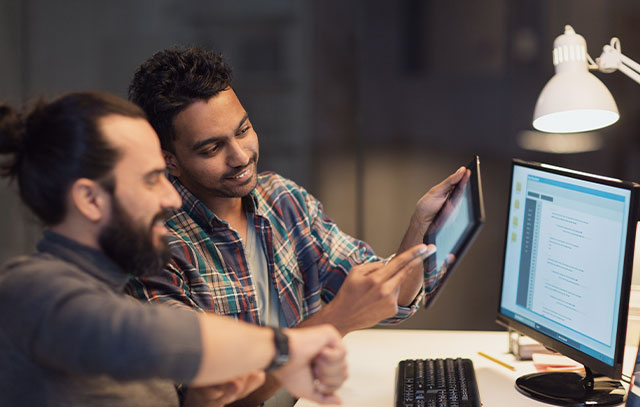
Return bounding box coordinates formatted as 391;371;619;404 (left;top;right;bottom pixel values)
128;46;233;152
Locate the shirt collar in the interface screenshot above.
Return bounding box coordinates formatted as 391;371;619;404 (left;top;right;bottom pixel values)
169;174;260;229
37;230;129;291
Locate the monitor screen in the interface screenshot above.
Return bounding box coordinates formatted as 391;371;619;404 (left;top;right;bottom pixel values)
497;159;639;406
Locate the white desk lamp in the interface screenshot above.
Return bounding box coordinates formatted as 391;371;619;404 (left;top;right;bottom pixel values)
533;25;640;133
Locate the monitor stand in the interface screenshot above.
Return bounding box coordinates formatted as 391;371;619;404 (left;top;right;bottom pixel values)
515;367;625;406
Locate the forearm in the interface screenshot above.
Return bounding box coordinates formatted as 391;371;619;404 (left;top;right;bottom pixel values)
191;314;275;386
300;247;432;333
396;166;467;304
296;300;351;337
397;267;424;306
396;216;428;305
397;214;429;254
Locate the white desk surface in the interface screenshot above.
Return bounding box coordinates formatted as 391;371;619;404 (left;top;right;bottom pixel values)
295;329;637;407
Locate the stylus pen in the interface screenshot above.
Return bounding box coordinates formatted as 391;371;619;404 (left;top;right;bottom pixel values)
477;351;515;371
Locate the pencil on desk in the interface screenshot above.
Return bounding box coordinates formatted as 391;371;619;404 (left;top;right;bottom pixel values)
477;351;515;371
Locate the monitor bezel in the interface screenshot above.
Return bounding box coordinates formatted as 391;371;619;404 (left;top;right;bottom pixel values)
496;158;640;379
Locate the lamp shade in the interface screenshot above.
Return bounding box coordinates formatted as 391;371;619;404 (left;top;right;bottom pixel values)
532;26;619;133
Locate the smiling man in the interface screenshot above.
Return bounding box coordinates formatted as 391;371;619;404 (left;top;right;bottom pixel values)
127;46;463;406
0;92;347;407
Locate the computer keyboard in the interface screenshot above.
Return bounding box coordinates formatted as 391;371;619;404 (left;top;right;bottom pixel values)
396;358;481;407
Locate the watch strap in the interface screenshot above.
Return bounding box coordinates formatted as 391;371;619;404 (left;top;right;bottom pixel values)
265;327;290;372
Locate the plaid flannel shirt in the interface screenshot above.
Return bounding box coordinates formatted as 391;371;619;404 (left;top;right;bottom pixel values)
126;172;421;327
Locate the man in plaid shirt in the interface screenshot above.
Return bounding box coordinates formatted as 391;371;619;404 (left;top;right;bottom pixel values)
126;46;465;406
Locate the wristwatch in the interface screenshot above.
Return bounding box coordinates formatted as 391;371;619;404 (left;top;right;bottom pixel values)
265;327;290;372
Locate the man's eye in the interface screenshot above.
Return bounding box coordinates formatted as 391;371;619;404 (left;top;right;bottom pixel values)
201;145;220;155
146;175;160;185
239;126;251;136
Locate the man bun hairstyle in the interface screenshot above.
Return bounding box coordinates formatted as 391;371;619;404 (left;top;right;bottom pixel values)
0;92;146;226
128;46;233;152
0;105;25;178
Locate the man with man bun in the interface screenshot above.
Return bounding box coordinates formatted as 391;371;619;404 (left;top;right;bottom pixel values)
0;91;347;407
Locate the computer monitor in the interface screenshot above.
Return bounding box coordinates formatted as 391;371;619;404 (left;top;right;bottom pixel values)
497;159;640;406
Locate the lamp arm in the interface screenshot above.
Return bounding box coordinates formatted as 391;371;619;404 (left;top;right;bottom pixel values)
617;54;640;84
596;37;640;85
617;63;640;85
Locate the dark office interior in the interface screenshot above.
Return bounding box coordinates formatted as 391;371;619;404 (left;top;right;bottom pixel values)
1;0;640;332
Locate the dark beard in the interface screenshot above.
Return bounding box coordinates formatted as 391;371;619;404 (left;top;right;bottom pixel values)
98;198;171;277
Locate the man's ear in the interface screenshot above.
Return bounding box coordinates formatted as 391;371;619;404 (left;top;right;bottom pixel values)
163;150;181;177
70;178;110;223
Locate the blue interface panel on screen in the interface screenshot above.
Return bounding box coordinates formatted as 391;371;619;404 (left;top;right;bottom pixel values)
501;165;630;364
497;159;640;406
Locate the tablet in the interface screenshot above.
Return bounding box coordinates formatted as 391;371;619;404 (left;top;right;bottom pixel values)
422;155;485;306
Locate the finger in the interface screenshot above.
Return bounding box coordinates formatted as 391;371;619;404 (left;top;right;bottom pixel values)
314;351;347;378
425;244;437;257
385;249;432;289
197;386;226;400
215;381;240;404
430;166;466;197
235;371;266;400
317;344;347;363
184;385;227;405
455;169;471;191
316;369;347;392
438;254;456;275
213;379;249;404
357;261;384;276
376;244;435;281
313;354;348;389
376;245;427;280
216;371;265;404
314;378;344;395
314;354;348;391
446;253;456;265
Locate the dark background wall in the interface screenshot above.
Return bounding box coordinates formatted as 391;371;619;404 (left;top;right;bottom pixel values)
1;0;640;331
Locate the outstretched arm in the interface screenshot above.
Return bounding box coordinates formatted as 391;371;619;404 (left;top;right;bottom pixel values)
298;243;435;336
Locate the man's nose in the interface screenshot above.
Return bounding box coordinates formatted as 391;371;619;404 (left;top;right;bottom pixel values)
160;176;182;210
227;139;250;168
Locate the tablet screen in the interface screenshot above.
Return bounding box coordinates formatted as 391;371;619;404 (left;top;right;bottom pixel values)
422;156;484;306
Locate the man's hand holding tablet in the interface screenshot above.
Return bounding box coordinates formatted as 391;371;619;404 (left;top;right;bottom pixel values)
296;161;482;335
422;156;485;306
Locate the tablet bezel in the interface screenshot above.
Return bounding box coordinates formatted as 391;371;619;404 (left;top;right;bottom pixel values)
422;155;485;306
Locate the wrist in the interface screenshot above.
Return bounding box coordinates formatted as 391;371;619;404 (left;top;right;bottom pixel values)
408;213;429;237
299;301;350;336
321;299;352;336
264;327;290;373
399;217;429;254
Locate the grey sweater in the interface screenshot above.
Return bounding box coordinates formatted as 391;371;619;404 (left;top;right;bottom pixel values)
0;231;202;406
